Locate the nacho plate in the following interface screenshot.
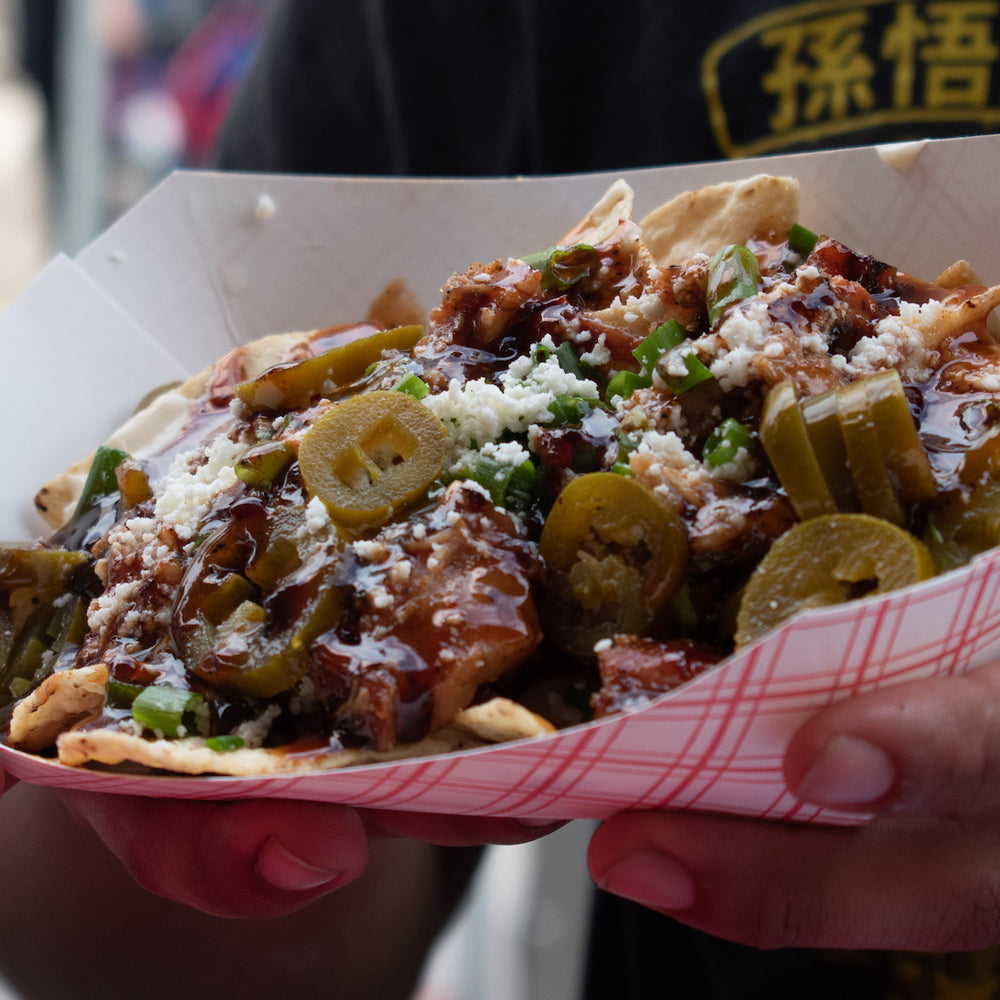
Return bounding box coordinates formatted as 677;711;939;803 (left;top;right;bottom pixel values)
4;136;1000;822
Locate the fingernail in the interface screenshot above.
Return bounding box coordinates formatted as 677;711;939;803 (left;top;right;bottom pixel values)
795;735;896;806
256;835;346;892
595;846;696;912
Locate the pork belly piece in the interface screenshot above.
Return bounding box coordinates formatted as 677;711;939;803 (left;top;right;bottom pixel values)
309;482;542;750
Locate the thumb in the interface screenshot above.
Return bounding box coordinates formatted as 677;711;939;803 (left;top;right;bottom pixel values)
786;660;1000;816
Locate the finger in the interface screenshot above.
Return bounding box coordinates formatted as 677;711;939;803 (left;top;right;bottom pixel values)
63;792;369;919
785;660;1000;816
361;808;563;845
588;809;1000;951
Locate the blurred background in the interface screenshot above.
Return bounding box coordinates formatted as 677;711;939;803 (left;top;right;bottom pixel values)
0;0;264;307
0;2;595;998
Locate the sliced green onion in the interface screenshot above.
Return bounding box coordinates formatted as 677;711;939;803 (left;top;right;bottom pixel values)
611;432;642;476
526;244;600;293
605;371;652;403
788;223;819;257
57;445;131;549
393;373;430;399
660;351;714;395
132;685;208;739
633;319;685;375
521;248;552;271
234;441;294;489
548;394;592;424
468;455;537;510
504;459;538;510
553;341;588;379
206;734;246;752
703;418;757;468
706;244;762;325
73;445;128;519
105;678;145;709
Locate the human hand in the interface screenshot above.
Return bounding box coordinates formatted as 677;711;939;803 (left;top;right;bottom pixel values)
587;660;1000;951
63;790;559;919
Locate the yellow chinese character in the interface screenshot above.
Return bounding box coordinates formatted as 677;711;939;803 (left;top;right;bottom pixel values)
882;2;930;108
923;1;998;107
761;11;876;132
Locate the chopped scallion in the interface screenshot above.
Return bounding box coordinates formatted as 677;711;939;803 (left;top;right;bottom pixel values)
393;373;430;399
633;320;685;375
467;455;537;510
524;244;600;293
605;371;652;403
660;352;714;395
105;678;145;709
703;418;757;468
552;341;588;379
788;223;819;258
547;394;592;424
706;244;762;325
206;734;246;752
132;685;208;739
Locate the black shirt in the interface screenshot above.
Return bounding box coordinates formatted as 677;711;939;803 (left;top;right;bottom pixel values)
215;3;1000;996
217;0;1000;177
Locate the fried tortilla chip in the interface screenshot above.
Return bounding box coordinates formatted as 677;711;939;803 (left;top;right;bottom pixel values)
9;664;109;754
560;178;635;247
51;696;546;775
639;174;800;265
34;329;320;531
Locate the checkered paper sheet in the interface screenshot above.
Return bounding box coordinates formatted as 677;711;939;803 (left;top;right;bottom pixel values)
5;545;999;824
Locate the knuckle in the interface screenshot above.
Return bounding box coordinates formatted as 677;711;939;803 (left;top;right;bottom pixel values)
743;891;823;950
940;879;1000;950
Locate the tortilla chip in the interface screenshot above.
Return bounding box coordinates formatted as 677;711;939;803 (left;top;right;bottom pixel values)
34;329;317;531
52;696;552;776
451;697;556;743
934;259;982;289
8;664;109;753
560;179;635;247
55;725;483;775
639;175;800;265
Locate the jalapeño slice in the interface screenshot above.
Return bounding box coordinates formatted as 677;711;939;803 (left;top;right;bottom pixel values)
735;514;935;647
759;380;838;520
835;380;907;525
298;390;446;529
235;325;423;411
924;429;1000;571
538;473;688;658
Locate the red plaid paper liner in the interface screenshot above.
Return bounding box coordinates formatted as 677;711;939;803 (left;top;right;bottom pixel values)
6;545;1000;825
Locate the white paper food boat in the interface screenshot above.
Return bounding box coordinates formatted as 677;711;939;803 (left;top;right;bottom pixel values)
3;135;1000;823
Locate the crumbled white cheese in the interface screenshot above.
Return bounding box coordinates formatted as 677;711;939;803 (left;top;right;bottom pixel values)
297;495;332;540
635;429;701;468
707;300;775;390
422;333;600;463
370;586;393;609
234;704;282;747
846;299;944;380
580;335;611;367
155;434;246;542
88;579;143;632
709;446;758;484
354;539;389;562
